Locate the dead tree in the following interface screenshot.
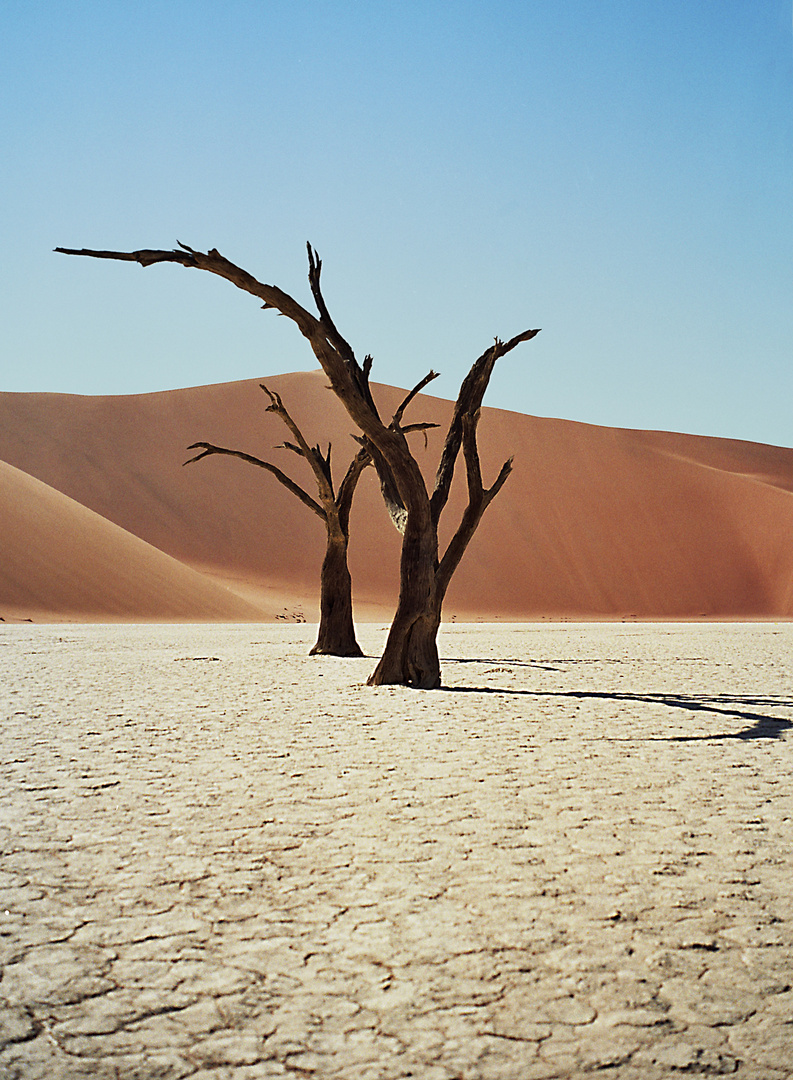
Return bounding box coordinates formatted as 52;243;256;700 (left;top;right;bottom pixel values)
185;384;369;657
56;242;540;687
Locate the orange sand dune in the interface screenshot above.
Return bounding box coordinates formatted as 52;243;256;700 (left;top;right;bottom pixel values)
1;370;793;621
0;459;267;622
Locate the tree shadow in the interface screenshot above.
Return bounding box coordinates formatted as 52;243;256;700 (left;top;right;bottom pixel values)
440;686;793;741
443;657;562;672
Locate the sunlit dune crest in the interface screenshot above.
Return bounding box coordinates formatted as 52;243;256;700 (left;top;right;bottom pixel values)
1;370;793;622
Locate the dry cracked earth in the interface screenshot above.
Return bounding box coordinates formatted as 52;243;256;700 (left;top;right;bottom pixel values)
1;622;792;1079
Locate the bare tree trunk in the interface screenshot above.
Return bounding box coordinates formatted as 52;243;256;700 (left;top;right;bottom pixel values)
368;510;441;687
311;529;363;656
373;605;443;688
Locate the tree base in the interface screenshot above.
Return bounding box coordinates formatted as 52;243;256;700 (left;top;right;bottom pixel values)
310;642;364;658
367;613;441;688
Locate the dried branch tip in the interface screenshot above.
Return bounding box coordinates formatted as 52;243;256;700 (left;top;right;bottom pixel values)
260;384;282;412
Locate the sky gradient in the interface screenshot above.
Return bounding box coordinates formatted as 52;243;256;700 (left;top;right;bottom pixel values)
2;1;792;445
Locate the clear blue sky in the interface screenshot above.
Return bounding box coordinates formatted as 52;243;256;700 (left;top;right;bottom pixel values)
2;1;792;445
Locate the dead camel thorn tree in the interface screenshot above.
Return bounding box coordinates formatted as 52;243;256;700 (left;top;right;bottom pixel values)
55;241;540;688
184;383;371;657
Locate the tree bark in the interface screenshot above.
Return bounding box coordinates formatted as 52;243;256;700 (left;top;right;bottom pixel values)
367;503;441;687
311;530;363;656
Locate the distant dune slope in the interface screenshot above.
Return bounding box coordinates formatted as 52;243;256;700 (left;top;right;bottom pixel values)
0;459;267;622
2;370;793;620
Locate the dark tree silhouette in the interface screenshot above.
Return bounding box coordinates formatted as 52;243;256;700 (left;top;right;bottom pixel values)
185;383;370;657
55;242;539;687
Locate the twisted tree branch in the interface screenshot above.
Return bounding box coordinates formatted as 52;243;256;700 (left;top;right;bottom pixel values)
55;243;407;465
431;328;539;527
260;384;334;495
336;446;373;534
391;370;440;430
184;442;324;518
435;409;514;598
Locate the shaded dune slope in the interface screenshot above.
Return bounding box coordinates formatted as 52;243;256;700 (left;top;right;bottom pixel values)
1;370;793;620
0;460;267;622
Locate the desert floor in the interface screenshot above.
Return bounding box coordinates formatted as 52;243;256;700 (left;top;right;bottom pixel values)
1;622;792;1079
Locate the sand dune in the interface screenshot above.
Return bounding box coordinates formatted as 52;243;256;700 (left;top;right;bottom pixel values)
0;459;267;622
2;370;793;621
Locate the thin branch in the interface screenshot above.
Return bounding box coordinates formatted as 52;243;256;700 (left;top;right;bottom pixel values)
431;328;539;527
434;411;514;599
391;370;440;430
305;244;386;425
306;243;383;423
460;408;513;510
274;441;304;457
462;409;484;497
462;408;514;509
401;422;440;434
484;456;514;504
184;442;325;519
55;245;324;338
336;446;373;535
402;421;438;451
261;384;334;495
317;443;332;485
306;244;356;361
